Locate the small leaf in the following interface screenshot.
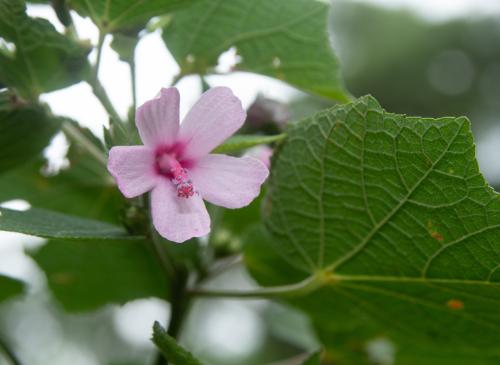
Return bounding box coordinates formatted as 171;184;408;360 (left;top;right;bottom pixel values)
163;0;349;101
0;0;89;99
0;207;138;240
30;239;168;311
0;274;24;303
212;134;285;154
151;322;204;365
0;97;60;174
110;32;138;63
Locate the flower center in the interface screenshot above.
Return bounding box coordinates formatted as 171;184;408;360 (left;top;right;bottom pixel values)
156;153;195;199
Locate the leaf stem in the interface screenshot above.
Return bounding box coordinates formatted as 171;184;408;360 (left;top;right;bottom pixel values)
188;273;323;299
86;30;126;135
0;337;22;365
61;121;108;168
213;133;286;154
130;55;137;113
171;73;184;86
93;31;105;84
87;75;124;126
149;231;175;279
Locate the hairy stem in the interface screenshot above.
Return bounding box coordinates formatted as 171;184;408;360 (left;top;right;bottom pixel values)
189;274;323;299
152;263;190;365
87;75;125;128
86;30;126;133
93;31;105;84
149;232;175;279
61;122;108;167
171;73;184;86
130;56;137;113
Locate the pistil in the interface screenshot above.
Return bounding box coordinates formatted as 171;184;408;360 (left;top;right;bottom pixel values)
156;153;195;198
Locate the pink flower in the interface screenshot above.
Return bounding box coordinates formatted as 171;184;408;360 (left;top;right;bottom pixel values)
107;87;269;243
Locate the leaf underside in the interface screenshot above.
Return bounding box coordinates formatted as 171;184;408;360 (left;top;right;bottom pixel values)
67;0;196;31
0;100;60;174
0;207;137;240
30;239;168;311
163;0;348;101
0;0;88;98
246;95;500;364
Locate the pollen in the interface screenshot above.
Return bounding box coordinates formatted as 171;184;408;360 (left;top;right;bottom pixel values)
170;165;195;198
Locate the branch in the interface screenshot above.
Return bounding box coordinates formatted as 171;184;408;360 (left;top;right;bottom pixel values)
188;274;323;299
61;121;108;168
93;31;105;84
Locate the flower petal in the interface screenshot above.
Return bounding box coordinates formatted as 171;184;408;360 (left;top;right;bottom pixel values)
108;146;157;198
136;87;180;147
179;87;246;160
190;154;269;209
151;180;211;243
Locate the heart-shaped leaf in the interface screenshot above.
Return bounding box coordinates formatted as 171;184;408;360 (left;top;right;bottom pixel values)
245;95;500;363
163;0;349;101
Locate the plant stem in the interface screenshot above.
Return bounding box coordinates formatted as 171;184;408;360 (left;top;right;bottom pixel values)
188;274;322;299
87;75;124;127
171;73;184;86
149;232;175;279
86;30;126;135
93;31;105;84
153;264;190;365
0;337;21;365
61;122;108;167
130;56;137;113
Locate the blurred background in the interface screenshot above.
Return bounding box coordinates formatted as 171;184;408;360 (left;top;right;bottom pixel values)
2;0;500;364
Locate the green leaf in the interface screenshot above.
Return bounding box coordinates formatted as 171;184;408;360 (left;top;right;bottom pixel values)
67;0;196;32
30;239;168;311
163;0;349;101
0;207;138;240
110;32;138;63
0;274;24;303
0;0;89;99
152;321;204;365
0;97;60;174
246;95;500;362
212;134;285;154
0;122;124;224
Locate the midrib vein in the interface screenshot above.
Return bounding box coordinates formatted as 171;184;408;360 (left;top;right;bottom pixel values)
325;120;465;272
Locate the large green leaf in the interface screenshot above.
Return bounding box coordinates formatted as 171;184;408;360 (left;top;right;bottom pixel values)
67;0;196;32
152;321;204;365
246;227;500;365
0;0;89;99
0;207;137;240
163;0;348;101
30;239;168;311
0;97;60;174
0;274;24;303
245;96;500;363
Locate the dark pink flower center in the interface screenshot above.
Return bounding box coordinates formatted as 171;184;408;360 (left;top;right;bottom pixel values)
155;145;195;199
